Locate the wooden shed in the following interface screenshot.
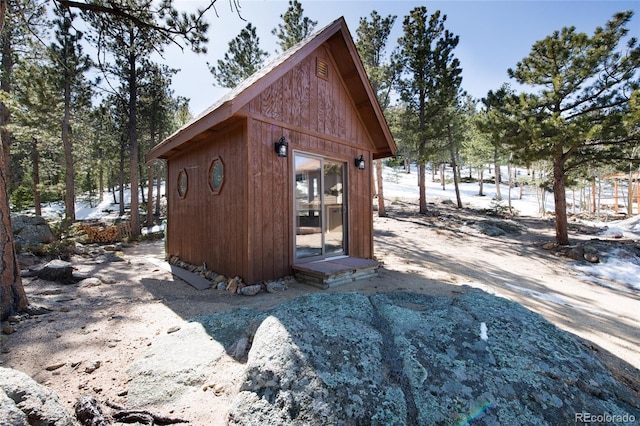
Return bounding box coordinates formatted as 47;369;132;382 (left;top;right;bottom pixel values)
147;17;396;285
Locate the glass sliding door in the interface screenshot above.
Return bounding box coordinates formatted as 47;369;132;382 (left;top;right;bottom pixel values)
294;153;346;260
323;159;344;256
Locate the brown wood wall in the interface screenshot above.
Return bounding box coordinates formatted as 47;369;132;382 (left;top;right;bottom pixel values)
166;122;249;279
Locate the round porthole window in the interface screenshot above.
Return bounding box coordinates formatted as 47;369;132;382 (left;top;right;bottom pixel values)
209;156;224;195
177;169;188;198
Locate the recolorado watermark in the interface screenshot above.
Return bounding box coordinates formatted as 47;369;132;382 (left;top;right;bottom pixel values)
575;412;636;424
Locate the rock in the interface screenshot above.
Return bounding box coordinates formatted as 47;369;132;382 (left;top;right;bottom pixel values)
216;282;227;291
17;253;38;268
568;244;585;261
45;363;66;371
74;396;109;426
2;324;16;335
226;279;238;294
72;271;91;281
214;274;227;284
11;215;55;252
190;290;640;426
84;361;101;374
94;252;123;263
240;284;262;296
78;277;102;288
126;323;225;406
34;260;74;283
0;367;75;426
585;255;600;263
543;242;556;250
266;281;287;293
95;274;116;285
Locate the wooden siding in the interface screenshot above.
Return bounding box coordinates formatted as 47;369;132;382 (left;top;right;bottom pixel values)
245;119;291;283
166;122;248;279
243;46;374;153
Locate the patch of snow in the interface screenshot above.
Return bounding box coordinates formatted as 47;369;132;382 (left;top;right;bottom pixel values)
504;283;614;317
480;322;488;341
572;249;640;292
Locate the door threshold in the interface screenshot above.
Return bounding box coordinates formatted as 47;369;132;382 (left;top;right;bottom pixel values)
323;255;348;261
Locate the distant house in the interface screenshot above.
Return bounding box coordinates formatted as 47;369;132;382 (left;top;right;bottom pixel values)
146;17;396;285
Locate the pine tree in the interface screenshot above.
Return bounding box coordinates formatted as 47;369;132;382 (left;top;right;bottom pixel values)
355;10;397;217
138;62;177;225
271;0;317;53
478;84;517;201
0;0;48;320
83;0;208;238
462;101;493;197
506;11;640;245
0;0;213;319
49;7;92;225
209;23;268;88
395;6;462;213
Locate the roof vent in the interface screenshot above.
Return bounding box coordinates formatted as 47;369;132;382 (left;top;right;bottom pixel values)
316;58;329;80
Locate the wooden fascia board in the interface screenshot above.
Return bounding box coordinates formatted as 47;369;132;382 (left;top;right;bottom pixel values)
146;102;234;161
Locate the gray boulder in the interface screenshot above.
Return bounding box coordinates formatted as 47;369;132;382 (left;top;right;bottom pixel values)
11;215;55;251
32;260;75;283
126;322;226;406
193;290;639;426
0;367;75;426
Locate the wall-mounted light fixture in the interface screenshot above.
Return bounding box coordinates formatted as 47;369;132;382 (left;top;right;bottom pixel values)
355;154;366;170
274;137;288;158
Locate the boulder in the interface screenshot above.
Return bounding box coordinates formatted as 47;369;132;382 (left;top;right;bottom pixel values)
11;215;55;251
34;260;74;283
126;323;226;407
0;367;75;426
192;290;639;425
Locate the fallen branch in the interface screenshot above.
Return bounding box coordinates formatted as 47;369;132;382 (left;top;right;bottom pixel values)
105;400;188;425
74;396;111;426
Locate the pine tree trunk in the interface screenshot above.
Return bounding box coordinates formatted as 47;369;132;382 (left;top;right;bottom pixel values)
118;142;125;216
478;169;484;196
127;29;140;238
448;125;461;208
32;139;41;216
1;132;27;321
552;155;569;245
507;162;513;213
375;159;386;217
155;163;161;216
99;165;104;202
63;74;75;224
628;166;634;216
1;20;27;320
147;163;154;226
591;179;596;214
493;147;501;200
418;162;427;214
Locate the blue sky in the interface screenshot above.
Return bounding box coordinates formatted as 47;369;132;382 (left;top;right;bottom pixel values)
165;1;639;115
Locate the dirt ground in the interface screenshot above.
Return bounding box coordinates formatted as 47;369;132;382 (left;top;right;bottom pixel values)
2;199;639;425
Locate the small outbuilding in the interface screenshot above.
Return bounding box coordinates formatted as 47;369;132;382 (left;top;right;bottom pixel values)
147;17;396;285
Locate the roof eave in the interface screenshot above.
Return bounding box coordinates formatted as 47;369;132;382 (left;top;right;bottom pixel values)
146;102;234;161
